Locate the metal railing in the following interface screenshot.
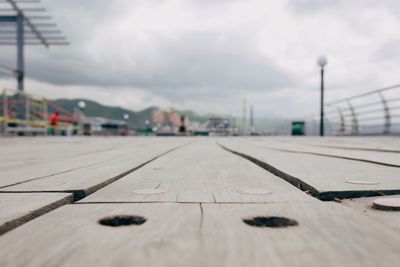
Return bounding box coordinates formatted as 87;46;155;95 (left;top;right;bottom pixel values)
0;88;72;135
305;85;400;136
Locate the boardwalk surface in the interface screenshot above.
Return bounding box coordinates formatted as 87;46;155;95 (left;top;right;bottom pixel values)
0;136;399;266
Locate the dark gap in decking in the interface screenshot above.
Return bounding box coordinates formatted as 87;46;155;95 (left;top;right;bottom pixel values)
218;144;321;199
199;203;204;229
0;156;125;189
319;190;400;201
308;144;400;154
0;194;74;236
258;146;400;168
218;144;400;201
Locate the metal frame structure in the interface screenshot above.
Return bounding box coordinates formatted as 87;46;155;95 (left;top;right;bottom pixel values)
304;85;400;136
0;0;68;91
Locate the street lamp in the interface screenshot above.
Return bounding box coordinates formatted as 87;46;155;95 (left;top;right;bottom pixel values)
77;101;86;135
145;120;150;136
78;100;86;111
123;114;130;136
317;56;327;136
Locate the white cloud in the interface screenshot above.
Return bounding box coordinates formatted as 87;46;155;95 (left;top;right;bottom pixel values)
1;0;399;118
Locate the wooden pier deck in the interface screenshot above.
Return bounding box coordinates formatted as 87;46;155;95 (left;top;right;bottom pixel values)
0;136;399;267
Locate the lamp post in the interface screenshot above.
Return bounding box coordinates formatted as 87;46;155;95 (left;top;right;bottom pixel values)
77;101;86;135
145;120;150;136
123;114;130;136
317;56;327;136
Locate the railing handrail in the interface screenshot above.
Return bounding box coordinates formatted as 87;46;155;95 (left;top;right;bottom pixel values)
327;84;400;105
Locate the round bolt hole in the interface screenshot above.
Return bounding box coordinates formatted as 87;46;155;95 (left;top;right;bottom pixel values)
98;215;147;227
243;216;298;228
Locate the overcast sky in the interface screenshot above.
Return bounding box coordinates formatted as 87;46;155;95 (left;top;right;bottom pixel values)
1;0;399;118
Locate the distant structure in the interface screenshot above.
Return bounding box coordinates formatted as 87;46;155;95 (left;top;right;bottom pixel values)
83;117;129;136
303;85;400;136
250;104;254;134
152;108;190;136
0;0;68;91
207;117;230;136
242;98;247;134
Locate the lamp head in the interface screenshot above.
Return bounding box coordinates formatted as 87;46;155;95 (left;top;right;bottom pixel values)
78;101;86;110
317;56;328;68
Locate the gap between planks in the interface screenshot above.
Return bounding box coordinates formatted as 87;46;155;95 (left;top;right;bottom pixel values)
0;142;191;236
218;143;400;201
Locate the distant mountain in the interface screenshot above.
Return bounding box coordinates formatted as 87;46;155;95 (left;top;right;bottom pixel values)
50;98;214;129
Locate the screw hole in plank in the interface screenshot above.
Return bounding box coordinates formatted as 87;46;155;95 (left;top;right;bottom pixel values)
243;216;298;228
98;215;147;227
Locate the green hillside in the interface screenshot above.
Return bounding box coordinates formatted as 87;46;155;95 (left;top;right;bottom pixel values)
50;98;212;129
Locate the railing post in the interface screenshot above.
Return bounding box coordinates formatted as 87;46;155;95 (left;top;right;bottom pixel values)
2;90;6;135
16;12;24;91
336;106;346;135
347;100;359;135
2;89;7;119
378;92;391;135
25;93;30;122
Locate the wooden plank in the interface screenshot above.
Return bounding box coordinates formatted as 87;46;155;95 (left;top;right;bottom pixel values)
0;137;115;162
0;202;400;266
0;203;201;267
0;139;188;198
0;137;183;171
0;146;135;188
341;196;400;230
81;141;315;203
0;192;73;235
241;138;400;167
219;139;400;200
200;202;400;267
268;136;400;152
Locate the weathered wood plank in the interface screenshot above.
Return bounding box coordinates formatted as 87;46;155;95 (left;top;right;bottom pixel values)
264;136;400;152
219;139;400;199
0;202;399;266
0;137;184;171
200;202;400;267
81;141;315;203
241;138;400;167
0;139;189;198
341;196;400;230
0;192;73;235
0;203;202;267
0;147;133;188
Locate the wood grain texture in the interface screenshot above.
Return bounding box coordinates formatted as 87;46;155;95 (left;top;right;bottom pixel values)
219;138;400;199
0;137;189;188
241;137;400;167
0;192;73;235
0;202;400;267
341;196;400;229
200;202;400;267
260;136;400;152
0;203;202;267
0;139;189;199
81;141;315;203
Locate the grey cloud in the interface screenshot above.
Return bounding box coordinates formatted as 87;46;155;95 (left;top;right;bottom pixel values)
372;38;400;63
286;0;343;14
1;2;295;103
1;0;400;117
